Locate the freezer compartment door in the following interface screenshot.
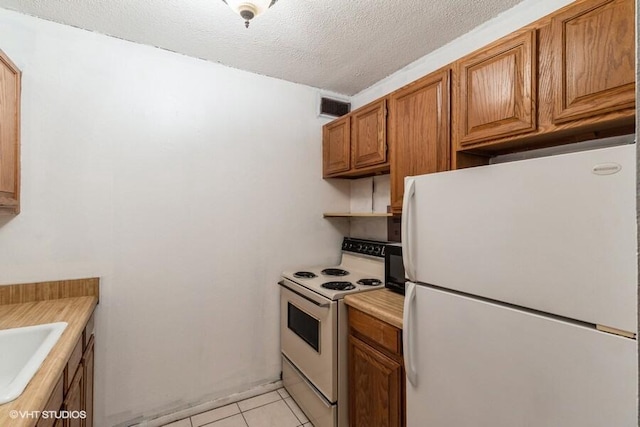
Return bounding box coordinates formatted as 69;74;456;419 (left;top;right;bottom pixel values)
405;144;637;332
405;285;637;427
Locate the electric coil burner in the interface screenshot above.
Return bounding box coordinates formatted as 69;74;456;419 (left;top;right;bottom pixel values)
294;271;317;278
282;238;386;300
322;268;349;276
279;237;388;427
322;281;355;291
357;278;383;286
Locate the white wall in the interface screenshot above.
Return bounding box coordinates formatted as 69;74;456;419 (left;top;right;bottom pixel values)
0;9;350;426
352;0;575;108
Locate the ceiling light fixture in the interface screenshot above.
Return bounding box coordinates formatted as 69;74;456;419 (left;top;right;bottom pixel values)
222;0;279;28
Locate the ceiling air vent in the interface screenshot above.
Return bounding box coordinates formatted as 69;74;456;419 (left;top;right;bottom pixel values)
320;97;351;118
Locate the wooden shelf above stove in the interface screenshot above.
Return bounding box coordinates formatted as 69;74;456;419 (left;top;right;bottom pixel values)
323;212;392;218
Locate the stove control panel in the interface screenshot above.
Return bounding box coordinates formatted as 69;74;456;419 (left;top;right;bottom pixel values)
342;238;386;258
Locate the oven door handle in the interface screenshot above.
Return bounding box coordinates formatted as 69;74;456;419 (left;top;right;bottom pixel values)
278;280;331;308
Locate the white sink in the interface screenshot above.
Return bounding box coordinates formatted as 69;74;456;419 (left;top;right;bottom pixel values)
0;322;68;404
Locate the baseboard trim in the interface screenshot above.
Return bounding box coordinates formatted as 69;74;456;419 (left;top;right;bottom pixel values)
127;380;283;427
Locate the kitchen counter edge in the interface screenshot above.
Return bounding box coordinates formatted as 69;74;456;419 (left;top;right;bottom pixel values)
344;288;404;329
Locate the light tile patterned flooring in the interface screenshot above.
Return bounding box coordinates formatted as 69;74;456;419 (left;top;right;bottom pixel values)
163;388;313;427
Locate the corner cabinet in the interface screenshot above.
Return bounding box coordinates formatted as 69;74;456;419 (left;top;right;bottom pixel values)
348;307;404;427
0;48;21;214
322;99;389;178
551;0;635;124
389;69;450;213
456;30;537;147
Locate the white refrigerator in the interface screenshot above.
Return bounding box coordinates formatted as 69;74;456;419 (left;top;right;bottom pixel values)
401;142;638;426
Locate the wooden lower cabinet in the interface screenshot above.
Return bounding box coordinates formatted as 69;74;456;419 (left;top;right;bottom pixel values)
36;376;63;427
82;336;95;427
64;367;83;427
349;336;402;427
348;307;404;427
37;314;95;427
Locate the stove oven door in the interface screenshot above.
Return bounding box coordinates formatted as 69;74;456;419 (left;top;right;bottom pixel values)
280;279;338;402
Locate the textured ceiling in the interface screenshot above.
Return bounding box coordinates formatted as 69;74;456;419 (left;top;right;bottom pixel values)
0;0;525;95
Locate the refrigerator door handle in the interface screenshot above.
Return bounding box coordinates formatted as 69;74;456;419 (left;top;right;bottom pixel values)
403;281;418;387
401;177;416;281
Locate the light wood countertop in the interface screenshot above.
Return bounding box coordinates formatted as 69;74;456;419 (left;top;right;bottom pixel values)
344;288;404;329
0;296;97;427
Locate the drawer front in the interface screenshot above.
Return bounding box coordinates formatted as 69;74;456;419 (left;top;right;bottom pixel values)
282;355;336;427
349;307;401;356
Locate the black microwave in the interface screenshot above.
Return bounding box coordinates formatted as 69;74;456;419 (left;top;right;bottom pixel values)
385;243;406;294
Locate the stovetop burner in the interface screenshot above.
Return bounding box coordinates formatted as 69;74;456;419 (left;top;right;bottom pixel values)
321;281;355;291
357;278;383;286
322;268;349;276
294;271;317;279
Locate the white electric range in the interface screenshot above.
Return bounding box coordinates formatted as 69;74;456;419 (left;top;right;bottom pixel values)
279;237;387;427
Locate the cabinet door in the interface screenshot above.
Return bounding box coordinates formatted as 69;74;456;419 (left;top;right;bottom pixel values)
64;366;84;427
349;335;402;427
36;376;63;427
351;99;387;169
0;49;20;214
457;30;536;147
322;116;351;177
389;69;450;213
552;0;635;123
82;335;95;427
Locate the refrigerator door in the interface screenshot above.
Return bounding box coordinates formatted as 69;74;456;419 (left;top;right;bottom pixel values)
404;284;637;427
403;144;637;333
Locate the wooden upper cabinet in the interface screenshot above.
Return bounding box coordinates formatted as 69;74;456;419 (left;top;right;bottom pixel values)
352;99;387;169
389;69;450;213
0;49;20;214
457;30;537;148
322;98;390;179
552;0;635;123
323;116;351;177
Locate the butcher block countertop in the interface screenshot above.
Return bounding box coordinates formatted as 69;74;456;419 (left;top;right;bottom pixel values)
344;288;404;329
0;278;98;427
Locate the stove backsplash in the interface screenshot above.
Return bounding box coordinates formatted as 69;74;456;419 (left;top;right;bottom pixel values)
350;218;388;241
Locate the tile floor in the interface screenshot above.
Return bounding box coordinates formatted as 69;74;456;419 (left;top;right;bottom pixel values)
163;388;313;427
